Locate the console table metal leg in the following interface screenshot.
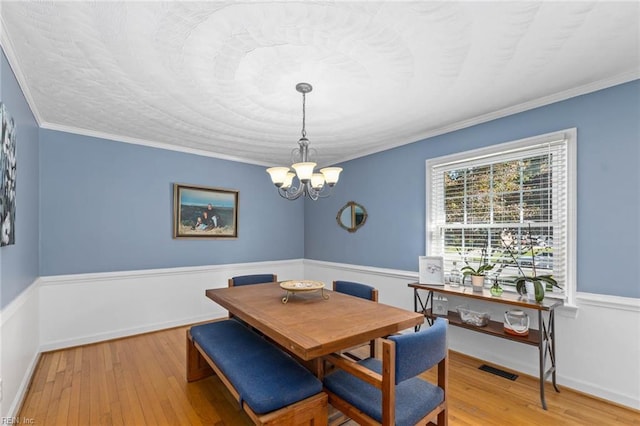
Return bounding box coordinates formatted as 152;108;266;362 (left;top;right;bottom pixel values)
538;309;561;410
538;310;547;410
549;310;560;392
413;288;421;331
413;288;434;331
413;288;433;331
426;290;434;325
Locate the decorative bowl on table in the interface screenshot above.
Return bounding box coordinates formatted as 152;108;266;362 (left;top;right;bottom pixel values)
457;306;490;327
279;280;324;292
279;280;328;303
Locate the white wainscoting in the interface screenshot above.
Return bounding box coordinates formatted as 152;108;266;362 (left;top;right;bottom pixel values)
304;259;640;410
39;259;304;351
1;279;40;418
2;258;638;418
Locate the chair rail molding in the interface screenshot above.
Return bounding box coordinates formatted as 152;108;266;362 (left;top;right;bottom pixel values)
576;292;640;312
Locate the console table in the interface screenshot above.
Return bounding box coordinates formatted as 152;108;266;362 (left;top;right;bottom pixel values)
409;282;562;410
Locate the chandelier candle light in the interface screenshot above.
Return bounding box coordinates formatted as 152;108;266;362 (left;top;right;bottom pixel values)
266;83;342;200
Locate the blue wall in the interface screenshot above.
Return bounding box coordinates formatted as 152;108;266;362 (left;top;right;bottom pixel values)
3;33;639;303
39;131;304;275
305;80;640;299
0;51;40;309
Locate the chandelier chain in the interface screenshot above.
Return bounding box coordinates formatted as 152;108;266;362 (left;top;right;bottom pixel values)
301;92;307;138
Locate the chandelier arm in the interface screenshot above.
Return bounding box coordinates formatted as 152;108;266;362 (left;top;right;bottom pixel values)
278;182;305;200
279;188;298;200
306;182;320;201
314;184;334;199
305;181;336;200
277;188;290;199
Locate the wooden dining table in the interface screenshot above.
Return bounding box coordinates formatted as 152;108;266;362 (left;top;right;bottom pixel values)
205;282;424;363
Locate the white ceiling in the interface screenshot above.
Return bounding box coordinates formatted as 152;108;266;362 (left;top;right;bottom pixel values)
1;1;638;167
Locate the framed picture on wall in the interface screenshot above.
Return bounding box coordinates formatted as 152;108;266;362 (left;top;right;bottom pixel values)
173;183;238;239
0;102;17;247
419;256;444;285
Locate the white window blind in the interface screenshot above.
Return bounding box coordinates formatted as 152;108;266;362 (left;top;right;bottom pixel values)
426;130;576;300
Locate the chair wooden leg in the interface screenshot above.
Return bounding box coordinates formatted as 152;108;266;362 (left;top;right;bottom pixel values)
381;339;396;426
437;352;449;425
438;409;448;426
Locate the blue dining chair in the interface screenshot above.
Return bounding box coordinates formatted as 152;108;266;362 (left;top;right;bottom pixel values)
228;274;277;287
227;274;277;323
333;280;379;358
333;280;378;302
323;317;449;426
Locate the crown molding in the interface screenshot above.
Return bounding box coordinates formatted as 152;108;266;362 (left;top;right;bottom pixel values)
39;121;273;167
339;70;640;164
0;15;45;125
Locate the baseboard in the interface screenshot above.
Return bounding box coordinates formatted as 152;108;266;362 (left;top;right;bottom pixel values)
558;373;640;411
6;351;40;418
39;313;225;352
449;349;640;412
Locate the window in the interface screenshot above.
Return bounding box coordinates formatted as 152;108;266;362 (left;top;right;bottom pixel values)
426;129;576;304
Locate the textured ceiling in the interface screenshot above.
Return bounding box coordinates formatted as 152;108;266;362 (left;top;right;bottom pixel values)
1;1;638;167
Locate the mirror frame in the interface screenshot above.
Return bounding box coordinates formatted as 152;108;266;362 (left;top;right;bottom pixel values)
336;201;368;233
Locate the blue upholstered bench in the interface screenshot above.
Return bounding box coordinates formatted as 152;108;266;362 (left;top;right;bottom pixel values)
186;320;327;425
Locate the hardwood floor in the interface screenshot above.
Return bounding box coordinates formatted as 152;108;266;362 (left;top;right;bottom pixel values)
18;325;639;425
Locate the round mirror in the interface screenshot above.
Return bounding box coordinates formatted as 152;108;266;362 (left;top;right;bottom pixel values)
337;201;368;233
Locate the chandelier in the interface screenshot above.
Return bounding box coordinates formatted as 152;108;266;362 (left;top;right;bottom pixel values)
266;83;342;200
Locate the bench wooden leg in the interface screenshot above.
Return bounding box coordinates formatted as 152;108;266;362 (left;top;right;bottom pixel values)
186;330;214;382
245;392;328;426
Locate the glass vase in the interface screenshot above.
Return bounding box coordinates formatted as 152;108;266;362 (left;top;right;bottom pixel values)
490;284;503;297
450;261;461;287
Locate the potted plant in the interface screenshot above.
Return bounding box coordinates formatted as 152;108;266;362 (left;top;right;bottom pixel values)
500;227;560;302
461;247;494;291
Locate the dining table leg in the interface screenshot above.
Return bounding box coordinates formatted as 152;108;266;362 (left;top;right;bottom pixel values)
313;357;325;380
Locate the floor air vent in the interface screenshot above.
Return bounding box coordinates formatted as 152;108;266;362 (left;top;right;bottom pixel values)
479;364;518;381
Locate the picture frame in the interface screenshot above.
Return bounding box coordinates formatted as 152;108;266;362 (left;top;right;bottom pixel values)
0;102;17;247
173;183;238;239
419;255;444;285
